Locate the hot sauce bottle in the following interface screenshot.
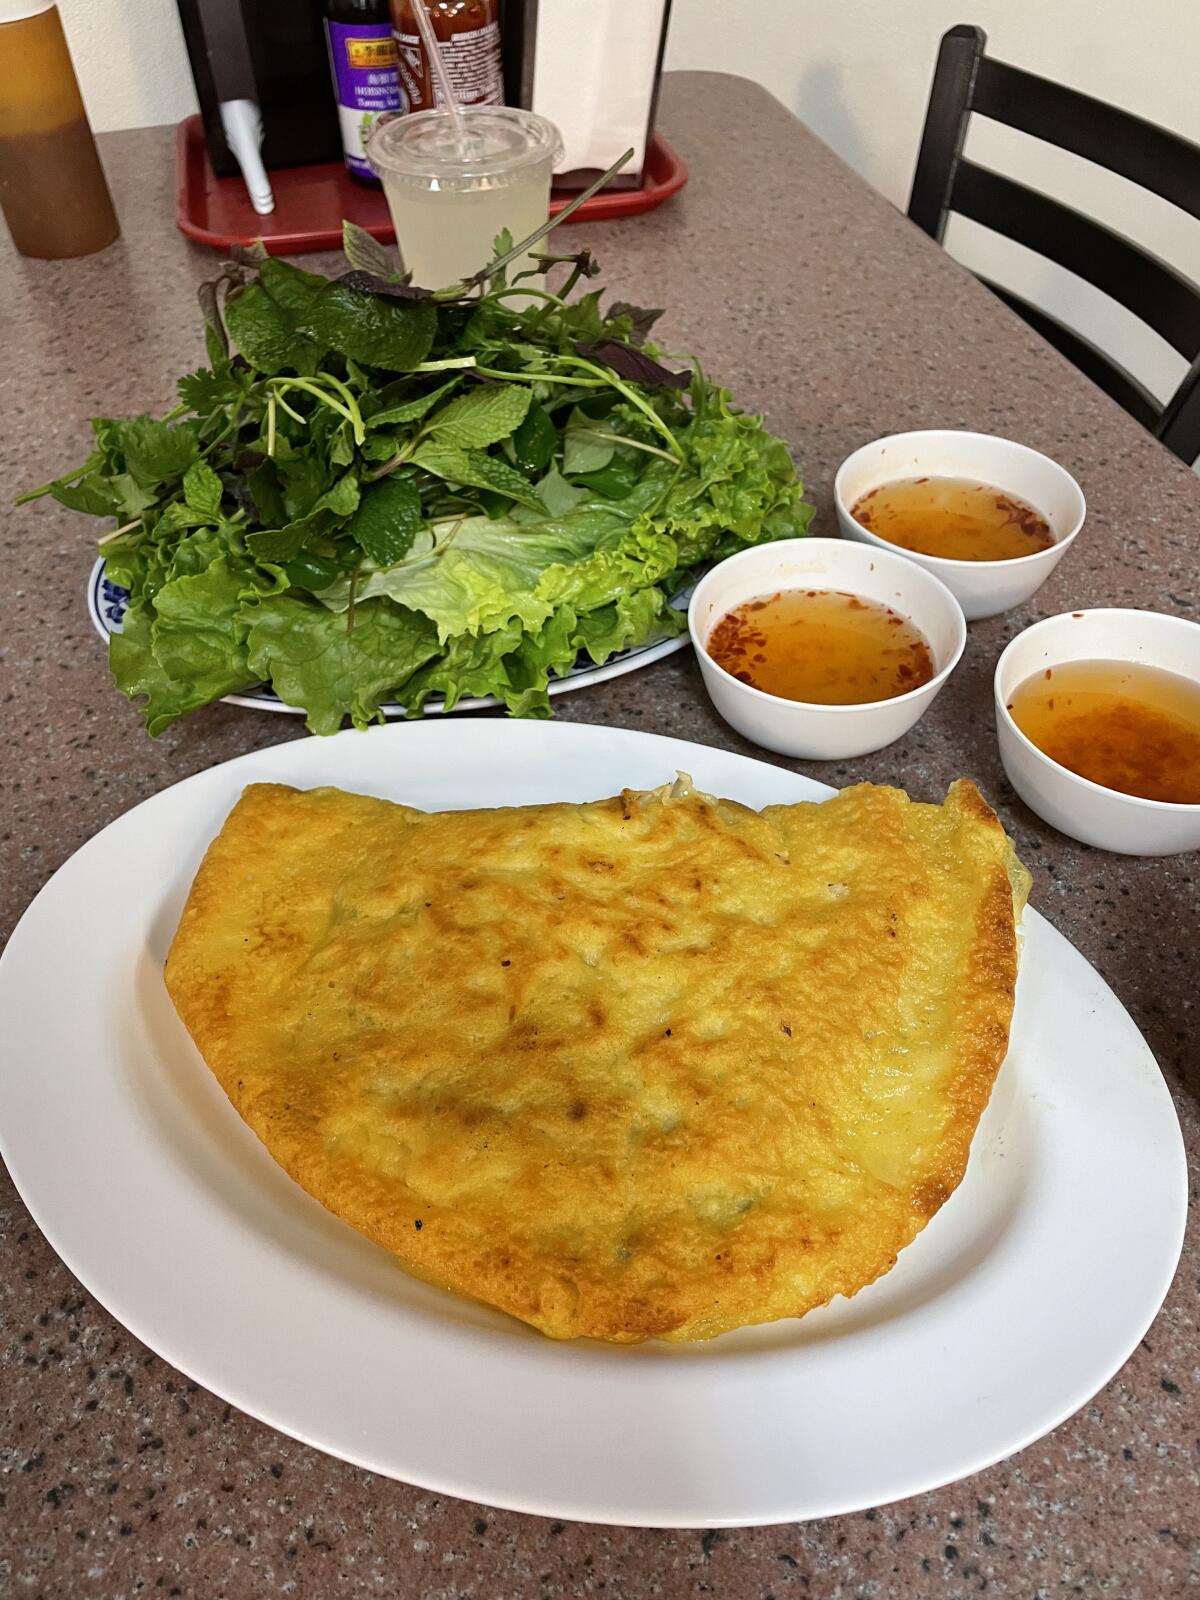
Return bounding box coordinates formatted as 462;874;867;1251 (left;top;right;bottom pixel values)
391;0;503;113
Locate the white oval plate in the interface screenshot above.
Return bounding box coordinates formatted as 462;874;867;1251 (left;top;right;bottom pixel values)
0;722;1186;1527
86;559;690;716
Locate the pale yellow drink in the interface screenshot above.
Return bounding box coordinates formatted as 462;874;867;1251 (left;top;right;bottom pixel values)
367;107;562;291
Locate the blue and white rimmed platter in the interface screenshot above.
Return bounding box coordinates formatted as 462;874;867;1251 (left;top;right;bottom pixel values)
86;558;690;717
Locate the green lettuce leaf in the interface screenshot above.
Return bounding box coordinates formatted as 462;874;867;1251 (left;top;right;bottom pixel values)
147;556;263;693
107;605;219;736
245;595;439;735
335;508;629;640
396;623;524;715
534;523;679;611
108;557;263;735
572;586;685;664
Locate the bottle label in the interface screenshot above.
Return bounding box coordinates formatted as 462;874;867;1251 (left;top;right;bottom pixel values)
324;20;404;179
396;22;503;111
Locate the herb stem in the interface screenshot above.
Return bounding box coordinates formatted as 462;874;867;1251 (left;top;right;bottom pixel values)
272;390;307;426
548;258;592;306
345;552;364;637
97;518;143;546
485;287;563;309
414;356;478;372
473;366;604;390
365;441;415;482
454;148;635;292
559;356;685;459
569;427;679;464
310;372;368;443
266;395;276;458
270;377;365;444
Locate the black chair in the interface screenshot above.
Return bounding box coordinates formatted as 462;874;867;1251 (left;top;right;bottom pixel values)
908;24;1200;464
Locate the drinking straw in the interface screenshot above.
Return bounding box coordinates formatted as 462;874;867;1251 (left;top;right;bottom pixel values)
411;0;467;140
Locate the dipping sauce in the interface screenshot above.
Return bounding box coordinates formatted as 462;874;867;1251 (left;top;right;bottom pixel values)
851;476;1055;561
706;588;936;705
1007;659;1200;803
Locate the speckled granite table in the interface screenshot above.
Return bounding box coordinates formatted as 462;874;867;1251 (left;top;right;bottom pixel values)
2;71;1197;1599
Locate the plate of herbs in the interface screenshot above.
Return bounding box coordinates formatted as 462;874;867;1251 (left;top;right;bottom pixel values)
23;211;812;735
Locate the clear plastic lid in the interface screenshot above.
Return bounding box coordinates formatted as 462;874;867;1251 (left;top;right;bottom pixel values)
367;107;563;192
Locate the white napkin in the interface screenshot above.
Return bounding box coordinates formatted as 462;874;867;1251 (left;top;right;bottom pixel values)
531;0;668;181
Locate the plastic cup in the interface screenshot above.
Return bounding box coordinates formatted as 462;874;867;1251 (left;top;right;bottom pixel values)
367;106;563;290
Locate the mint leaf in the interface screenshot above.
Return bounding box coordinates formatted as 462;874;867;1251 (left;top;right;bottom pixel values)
183;460;223;520
245;594;439;734
277;452;328;521
342;220;402;280
258;257;326;324
346;477;423;566
329;422;356;467
305;281;436;371
225;282;320;376
361;434;401;462
369;378;459;429
425;384;531;449
410;443;544;510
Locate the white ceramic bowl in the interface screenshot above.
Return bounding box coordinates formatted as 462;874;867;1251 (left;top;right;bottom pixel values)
994;609;1200;855
688;538;967;760
834;430;1086;621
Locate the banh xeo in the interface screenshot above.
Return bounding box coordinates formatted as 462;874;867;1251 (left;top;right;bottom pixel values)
21;221;813;734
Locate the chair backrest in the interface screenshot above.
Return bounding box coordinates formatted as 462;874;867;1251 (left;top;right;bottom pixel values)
908;24;1200;464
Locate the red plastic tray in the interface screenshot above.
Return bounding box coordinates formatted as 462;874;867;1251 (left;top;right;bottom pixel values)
174;115;687;256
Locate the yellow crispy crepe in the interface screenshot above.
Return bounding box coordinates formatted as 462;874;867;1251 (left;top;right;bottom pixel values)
165;777;1029;1342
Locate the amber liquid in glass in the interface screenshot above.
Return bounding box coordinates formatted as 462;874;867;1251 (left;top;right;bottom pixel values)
706;589;935;705
851;476;1054;561
1007;660;1200;804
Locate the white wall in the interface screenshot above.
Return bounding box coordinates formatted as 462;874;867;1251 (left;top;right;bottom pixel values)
665;0;1200;410
60;0;1200;411
59;0;196;131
